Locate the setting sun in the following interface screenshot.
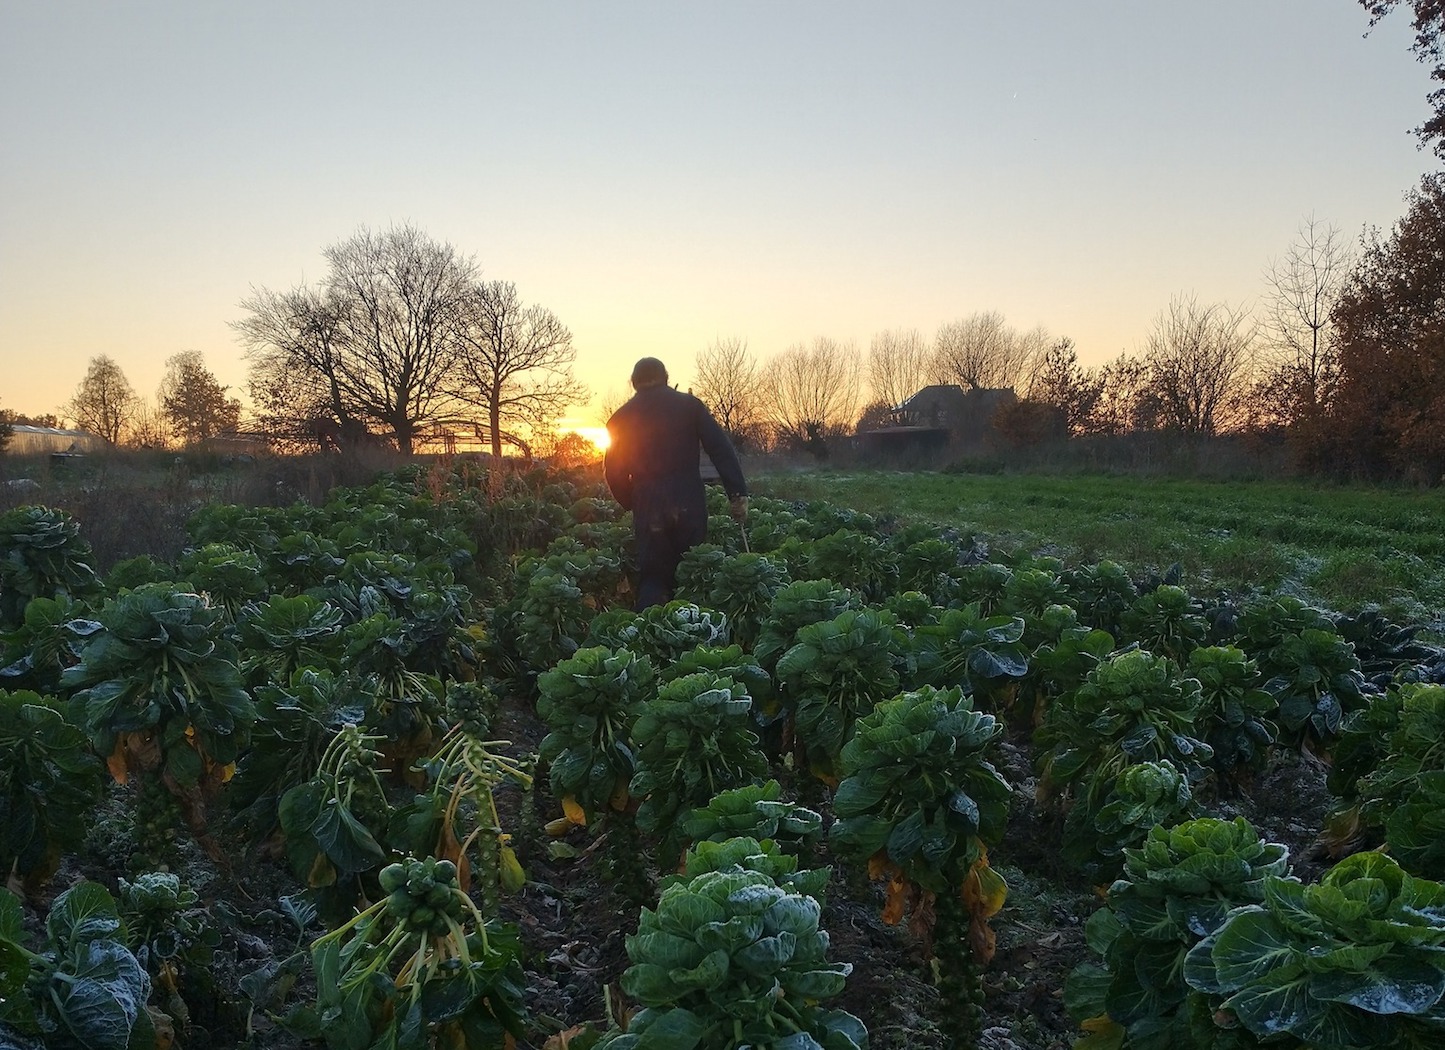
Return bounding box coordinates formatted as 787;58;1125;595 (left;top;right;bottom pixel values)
570;427;611;452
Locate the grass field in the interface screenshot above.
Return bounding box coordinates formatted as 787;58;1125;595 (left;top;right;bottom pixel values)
754;469;1445;632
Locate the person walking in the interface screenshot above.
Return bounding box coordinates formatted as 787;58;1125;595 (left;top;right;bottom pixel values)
604;357;748;609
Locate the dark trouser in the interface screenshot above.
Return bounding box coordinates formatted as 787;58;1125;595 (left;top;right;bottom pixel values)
634;500;708;610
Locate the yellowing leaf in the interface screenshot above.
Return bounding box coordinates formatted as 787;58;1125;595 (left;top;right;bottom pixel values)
882;876;909;926
106;743;130;785
968;912;997;964
219;762;236;784
608;780;631;812
544;817;576;837
543;1026;594;1050
961;856;1008;920
808;763;840;790
1076;1014;1126;1050
438;822;470;892
562;796;588;827
868;851;901;881
307;852;337;888
499;845;526;893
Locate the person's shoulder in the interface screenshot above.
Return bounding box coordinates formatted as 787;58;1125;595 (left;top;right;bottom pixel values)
670;388;707;411
607;395;640;426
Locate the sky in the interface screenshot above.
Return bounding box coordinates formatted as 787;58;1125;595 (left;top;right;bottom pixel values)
0;1;1438;429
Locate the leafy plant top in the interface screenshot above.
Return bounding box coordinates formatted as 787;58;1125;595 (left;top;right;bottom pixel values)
0;506;101;630
1118;585;1207;662
1065;816;1290;1050
1037;649;1213;812
630;672;768;859
233;593;346;687
229;668;374;842
0;688;104;886
776;608;904;773
0;594;85;696
700;552;791;650
537;646;655;826
62;583;255;787
682;780;823;856
1346;683;1445;878
831;685;1011;895
1062;560;1137;637
630;601;731;667
1063;760;1199;885
176;543;267;621
911;604;1030;708
752;579;856;675
605;839;865;1050
1185;645;1278;788
1184;852;1445;1048
294;855;527;1050
0;881;154;1050
805;528;898;603
117;870;219;992
1262;627;1370;753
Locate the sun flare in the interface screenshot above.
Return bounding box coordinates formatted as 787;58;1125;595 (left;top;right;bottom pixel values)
571;427;611;452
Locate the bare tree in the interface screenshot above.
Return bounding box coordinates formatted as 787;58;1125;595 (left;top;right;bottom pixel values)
450;280;587;459
759;337;860;454
867;327;930;408
323;226;476;455
1142;295;1258;436
1083;353;1155;436
122;398;172;449
236;224;476;455
67;355;138;444
933;312;1039;391
597;386;629;425
235;284;356;449
1014;325;1054;387
693;336;761;437
158;351;242;447
1261;216;1355;417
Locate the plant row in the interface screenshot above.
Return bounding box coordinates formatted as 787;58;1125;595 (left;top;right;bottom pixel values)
1;464;1443;1049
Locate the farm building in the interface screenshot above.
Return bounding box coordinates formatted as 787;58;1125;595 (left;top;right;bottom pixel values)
856;424;951;460
2;425;105;455
895;385;1016;442
857;385;1017;459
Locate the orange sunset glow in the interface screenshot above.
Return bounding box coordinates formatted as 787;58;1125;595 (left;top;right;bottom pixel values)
570;427;611;453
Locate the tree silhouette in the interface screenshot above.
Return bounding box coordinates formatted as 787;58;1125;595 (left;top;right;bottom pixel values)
67;356;137;444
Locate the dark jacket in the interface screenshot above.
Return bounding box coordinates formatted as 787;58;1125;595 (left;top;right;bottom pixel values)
604;385;747;519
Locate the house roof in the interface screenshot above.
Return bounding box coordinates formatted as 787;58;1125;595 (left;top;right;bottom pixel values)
12;425;98;438
897;384;968;414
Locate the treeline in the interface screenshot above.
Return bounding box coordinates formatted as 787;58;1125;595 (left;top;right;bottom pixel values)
688;173;1445;483
0;225;588;460
5;171;1443;482
0;350;241;452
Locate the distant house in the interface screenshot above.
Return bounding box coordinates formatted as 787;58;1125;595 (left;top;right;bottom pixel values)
856;386;1016;460
856;424;951;459
3;425;105;456
896;385;1016;442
